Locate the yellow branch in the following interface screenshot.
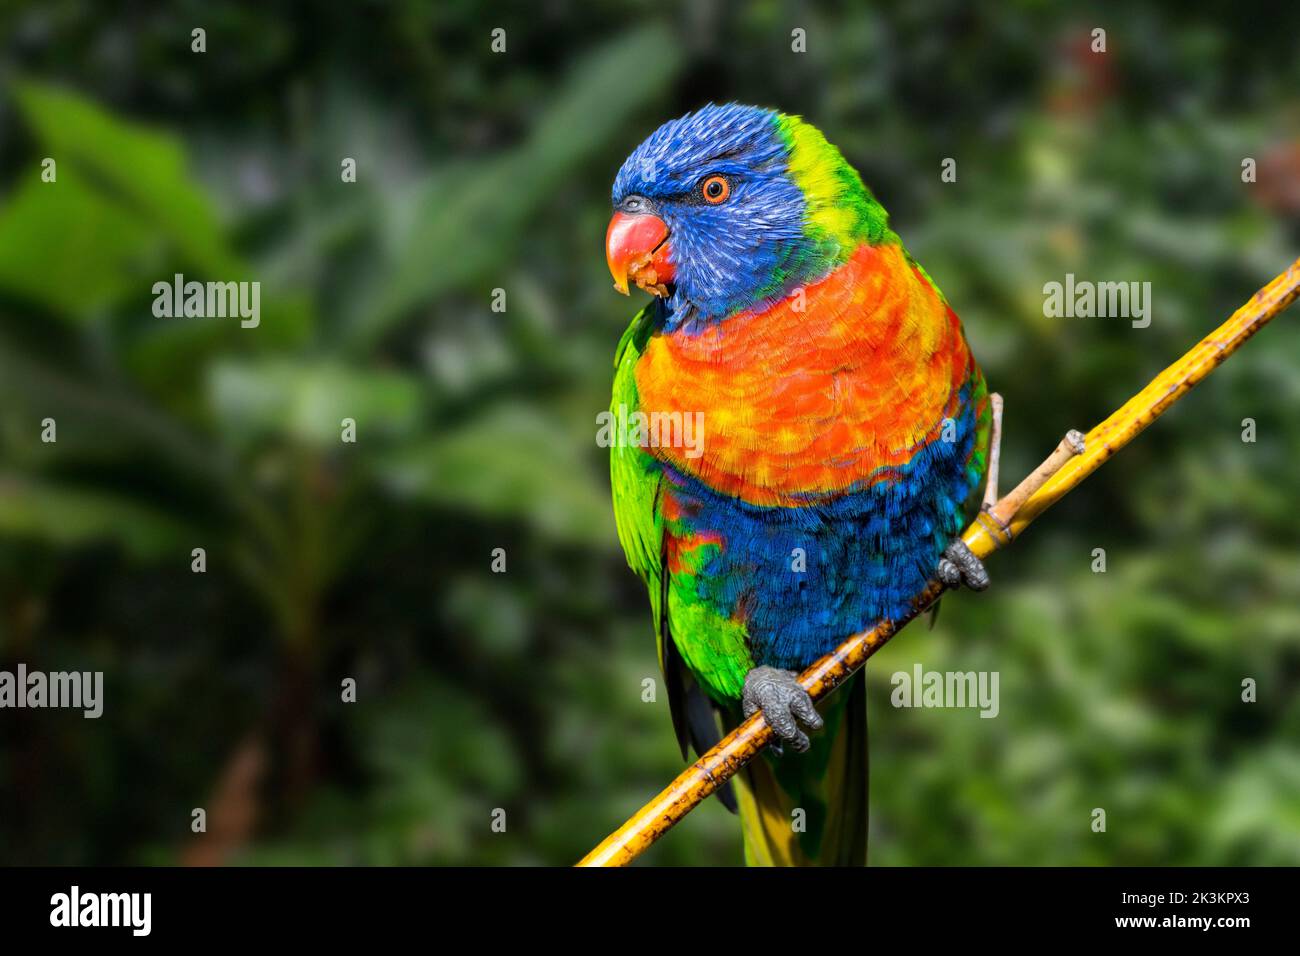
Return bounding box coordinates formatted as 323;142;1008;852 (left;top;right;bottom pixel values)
578;256;1300;867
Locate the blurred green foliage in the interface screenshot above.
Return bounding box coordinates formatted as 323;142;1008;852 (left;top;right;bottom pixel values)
0;1;1298;865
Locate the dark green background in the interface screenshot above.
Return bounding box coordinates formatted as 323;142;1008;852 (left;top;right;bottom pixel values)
1;1;1298;865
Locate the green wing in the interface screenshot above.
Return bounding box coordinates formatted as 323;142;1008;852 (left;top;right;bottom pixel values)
609;301;668;667
609;302;736;808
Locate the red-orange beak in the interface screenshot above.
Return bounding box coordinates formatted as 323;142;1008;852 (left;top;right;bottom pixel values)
605;211;674;296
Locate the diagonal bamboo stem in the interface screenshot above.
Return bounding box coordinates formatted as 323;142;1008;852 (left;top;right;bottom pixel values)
578;256;1300;867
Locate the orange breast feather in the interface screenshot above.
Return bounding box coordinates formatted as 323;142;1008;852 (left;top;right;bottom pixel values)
634;242;973;506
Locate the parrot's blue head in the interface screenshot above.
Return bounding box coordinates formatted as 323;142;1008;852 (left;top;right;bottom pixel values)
607;103;888;327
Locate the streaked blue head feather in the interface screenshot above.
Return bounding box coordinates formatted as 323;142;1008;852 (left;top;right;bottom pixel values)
612;104;816;325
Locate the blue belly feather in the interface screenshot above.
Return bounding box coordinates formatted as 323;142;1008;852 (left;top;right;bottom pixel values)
664;383;983;671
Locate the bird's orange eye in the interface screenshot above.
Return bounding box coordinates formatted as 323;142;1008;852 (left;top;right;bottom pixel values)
700;175;731;204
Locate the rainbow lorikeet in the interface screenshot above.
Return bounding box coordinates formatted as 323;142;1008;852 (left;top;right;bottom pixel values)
605;104;993;865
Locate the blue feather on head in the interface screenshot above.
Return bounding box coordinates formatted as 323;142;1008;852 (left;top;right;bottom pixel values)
611;103;819;326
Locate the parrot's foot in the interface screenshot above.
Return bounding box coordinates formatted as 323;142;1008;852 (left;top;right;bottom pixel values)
937;538;990;591
742;666;823;754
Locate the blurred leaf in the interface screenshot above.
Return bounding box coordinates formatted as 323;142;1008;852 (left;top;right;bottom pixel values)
347;23;682;348
376;405;613;546
125;293;317;401
208;358;423;447
0;475;193;560
12;81;243;276
0;173;158;318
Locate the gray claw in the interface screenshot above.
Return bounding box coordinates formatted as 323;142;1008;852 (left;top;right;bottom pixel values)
742;666;823;753
939;539;990;591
